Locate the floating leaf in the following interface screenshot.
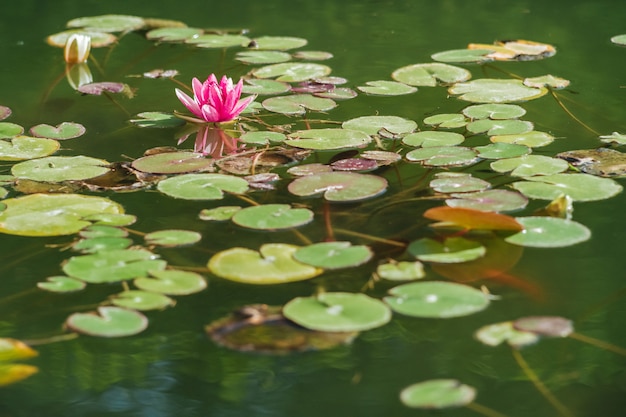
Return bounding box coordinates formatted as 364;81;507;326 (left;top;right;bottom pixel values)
513;316;573;338
262;94;336;115
408;237;486;263
491;131;555;148
185;34;249;48
406;146;479;167
462;103;526;120
392;63;471;86
446;189;528;212
330;158;378;172
65;306;148;337
132;151;212;174
0;123;24;139
384;281;491;318
430;173;491;193
512;173;622;201
199;206;242;221
110;290;175;311
208;243;322;284
449;79;547;103
129;112;185;128
37;276;87;292
236;50;291;64
231;204;313;230
29;122;85;140
78;82;129;96
287;163;333;176
431;48;494;63
474;143;531;160
0;193;124;237
72;236;133;253
504;216;591;248
315;87;357;100
250;36;307;50
423;113;467;129
524;75;570;89
242;79;291;95
471;39;556;61
357;80;417;96
12;156;110;182
157;173;249;200
474;321;539;348
292;50;333;60
63;249;166;283
403;131;465;148
293;242;373;269
423;206;522;231
286;128;371;150
610;34;626;46
46;30;117;48
252;63;331;82
0;136;60;161
288;171;387;202
134;270;207;295
145;27;203;42
82;213;137;227
79;225;127;239
361;150;401;165
377;261;425;281
491;155;569;177
466;119;533;136
144;229;202;247
599;132;626;146
67;14;145;32
400;379;476;409
283;292;392;332
342;115;417;136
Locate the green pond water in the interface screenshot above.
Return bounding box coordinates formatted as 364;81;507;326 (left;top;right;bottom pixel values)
1;0;626;416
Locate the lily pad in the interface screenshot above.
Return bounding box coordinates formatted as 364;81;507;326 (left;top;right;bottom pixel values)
65;306;148;338
384;281;491;318
46;30;117;48
286;128;371;150
184;34;249;48
400;379;476;409
330;158;378;172
292;50;333;60
524;75;570;89
0;123;24;139
293;242;373;269
377;261;425;281
37;276;86;293
232;204;314;230
474;142;531;160
466;119;533;136
288;171;388;202
431;47;494;63
252;63;331;82
157;173;249;200
474;321;539;348
611;34;626;46
12;156;110;182
392;63;471;86
283;292;392;332
408;237;486;263
145;27;203;42
72;236;133;253
82;213;137;227
511;173;622;202
0;193;124;236
110;290;174;311
403;131;465;147
262;94;336;115
134;269;207;295
78;82;129;96
242;79;291;95
208;243;322;284
144;229;202;247
29;122;85;140
504;216;591;248
357;80;417;96
445;189;528;212
491;155;569;177
342;115;417;136
423;206;523;231
0;338;37;362
66;14;145;32
0;136;60;161
513;316;573;338
250;36;307;50
463;103;527;120
449;79;547;103
423;113;468;129
62;249;167;283
132;151;213;174
429;173;491;194
491;130;555;148
406;146;479;167
129;112;185;128
79;225;127;238
236;50;291;64
199;206;242;221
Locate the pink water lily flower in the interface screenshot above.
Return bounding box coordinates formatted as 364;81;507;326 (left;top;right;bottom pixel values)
175;74;255;123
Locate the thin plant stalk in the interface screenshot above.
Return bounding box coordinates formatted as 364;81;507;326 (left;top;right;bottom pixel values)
568;332;626;357
466;402;511;417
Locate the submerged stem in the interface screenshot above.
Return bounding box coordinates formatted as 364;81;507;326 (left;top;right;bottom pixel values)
23;333;79;346
334;228;406;248
466;402;511;417
549;89;600;136
569;332;626;356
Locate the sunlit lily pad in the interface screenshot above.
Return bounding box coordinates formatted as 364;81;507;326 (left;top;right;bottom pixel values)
232;204;313;230
29;122;85;140
474;321;539;348
611;34;626;46
199;205;242;221
316;87;358;100
357;80;417;96
384;281;491;318
12;156;110;182
37;276;87;293
208;243;322;284
145;27;203;42
252;63;331;82
408;237;486;263
288;171;387;202
144;229;202;247
262;94;336;115
504;216;591;248
462;103;526;120
423;206;523;231
236;50;291;64
185;34;249;48
511;173;622;201
67;14;145;32
132;151;212;174
400;379;476;409
157;173;249;200
242;79;291;95
134;269;207;295
403;131;465;147
293;242;373;269
491;155;569;177
130;112;185;128
474;143;531;160
46;30;117;48
431;48;494;63
110;290;174;311
449;79;547;103
524;75;570;89
430;173;491;193
65;306;148;338
513;316;573;338
466;119;533;136
0;193;124;236
0;123;24;138
491;130;555;148
423;113;467;129
406;146;479;167
63;249;167;283
599;132;626;146
286;128;371;150
72;236;133;253
283;292;392;332
446;189;528;212
342;116;417;136
377;261;425;281
251;36;307;50
392;63;471;86
82;212;137;227
0;136;60;161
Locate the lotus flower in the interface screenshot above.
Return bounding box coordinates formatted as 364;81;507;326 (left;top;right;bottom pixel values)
64;33;91;64
175;74;255;124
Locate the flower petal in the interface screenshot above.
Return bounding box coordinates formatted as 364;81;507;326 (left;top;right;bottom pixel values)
175;88;203;118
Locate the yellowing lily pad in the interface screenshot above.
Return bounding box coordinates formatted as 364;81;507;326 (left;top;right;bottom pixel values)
288;171;388;202
0;364;38;387
0;338;37;362
208;243;322;284
157;173;249;200
0;136;60;161
400;379;476;409
65;306;148;338
46;29;117;48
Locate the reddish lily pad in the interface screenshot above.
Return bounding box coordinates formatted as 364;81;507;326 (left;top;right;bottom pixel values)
288;171;388;202
475;321;539;349
513;316;573;338
29;122;85;140
330;158;379;172
408;237;486;263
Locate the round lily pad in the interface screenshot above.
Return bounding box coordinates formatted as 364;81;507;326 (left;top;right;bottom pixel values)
144;229;202;247
283;292;392;332
82;213;137;227
0;122;23;139
403;131;465;148
236;50;292;64
208;243;323;284
145;27;203;42
431;47;494;63
232;204;314;230
62;249;167;283
406;146;479;167
357;80;417;96
199;206;242;221
46;30;117;48
408;237;486;263
462;103;526;120
342;115;417;136
474;142;531;160
392;63;471;86
0;136;60;161
72;236;133;253
286;128;371;150
377;261;425;281
474;321;539;348
449;79;547;103
400;379;476;409
445;189;528;212
129;112;185;128
29;122;85;140
134;269;207;295
252;63;331;82
0;193;124;236
491;155;569;177
524;75;570;89
262;94;336;115
185;34;249;48
67;14;146;32
37;276;86;293
12;156;110;182
110;290;175;311
79;225;127;239
423;113;468;129
0;106;12;121
467;119;533;136
504;216;591;248
511;173;623;202
65;306;148;338
250;36;307;50
132;151;213;174
242;79;291;95
157;173;249;200
384;281;491;318
288;171;388;202
491;131;555;148
429;173;491;193
293;242;373;269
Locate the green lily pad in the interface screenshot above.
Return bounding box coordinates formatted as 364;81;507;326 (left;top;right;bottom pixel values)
208;243;323;284
262;94;336;115
286;128;371;150
283;292;392;332
524;75;570;89
144;229;201;247
462;103;526;120
199;206;242;221
403;131;465;148
342;115;417;136
376;261;425;281
37;276;86;293
611;34;626;45
357;80;417;96
392;63;471;86
446;189;528;212
449;79;548;103
132;151;213;174
0;122;23;139
129;112;185;128
185;34;249;48
599;132;626;146
293;242;373;269
110;290;175;311
79;225;128;238
236;50;292;64
400;379;476;409
406;146;479;167
232;204;313;230
145;27;203;42
316;87;358;100
66;14;145;32
240;131;286;145
29;122;85;140
505;216;591;248
251;36;308;50
12;156;110;182
242;79;291;95
82;213;137;227
62;249;167;283
65;306;148;338
491;130;555;148
466;119;533;136
72;236;133;253
288;171;388;202
491;155;569;177
252;63;331;82
0;193;124;236
408;237;486;263
474;321;539;348
0;136;60;161
511;173;623;201
474;142;530;159
423;113;468;129
384;281;491;318
431;47;494;63
292;50;333;60
430;173;491;193
46;30;117;48
134;269;207;295
157;173;249;200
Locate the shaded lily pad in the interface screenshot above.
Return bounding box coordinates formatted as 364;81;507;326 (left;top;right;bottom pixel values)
449;79;547;103
37;276;86;293
132;151;213;174
408;237;486;263
446;189;528;212
199;206;242;221
134;269;207;295
361;150;401;165
423;206;522;231
511;173;623;201
430;173;491;193
145;27;203;42
286;128;371;150
185;34;249;48
130;112;185;128
82;212;137;227
239;131;286;145
599;132;626;146
504;216;591;248
12;156;110;182
29;122;85;140
423;113;467;129
262;94;336;115
145;229;202;247
330;158;378;172
62;249;167;283
491;130;555;148
474;321;539;349
236;50;291;64
474;142;531;160
0;136;60;161
392;63;471;86
65;306;148;338
556;148;626;178
242;79;291;95
250;36;307;50
283;292;392;332
513;316;573;338
357;80;417;96
293;242;373;269
491;155;569;177
342;115;417;136
431;48;494;63
287;163;333;176
377;261;425;281
67;14;145;32
0;193;124;236
252;63;331;82
384;281;491;318
406;146;479;167
232;204;313;230
403;131;465;147
157;173;249;200
400;379;476;409
463;103;526;120
0;339;37;362
288;171;388;202
208;243;322;284
0;123;24;139
292;50;333;60
110;290;175;311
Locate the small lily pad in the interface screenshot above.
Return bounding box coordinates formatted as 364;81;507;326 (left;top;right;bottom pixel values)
474;142;531;160
67;14;145;32
134;269;207;295
357;80;417;96
199;206;242;221
110;290;175;311
511;173;623;202
0;106;12;121
62;249;167;283
79;225;127;239
449;79;547;103
242;79;291;95
400;379;476;409
445;189;529;212
157;173;249;200
29;122;85;140
293;242;373;269
0;136;60;161
611;34;626;46
236;50;291;64
185;34;249;48
403;131;465;148
72;236;133;253
462;103;527;120
250;36;307;50
65;306;148;338
384;281;491;318
283;292;392;332
132;151;213;174
491;130;555;148
524;75;570;89
466;119;533;136
423;114;468;129
145;27;203;42
288;171;388;202
342;115;417;136
392;63;471;86
513;316;573;338
286;128;371;150
0;123;23;139
406;146;479;167
491;155;569;177
129;112;185;128
144;229;202;247
377;261;425;281
292;50;333;60
262;94;336;115
429;173;491;193
78;82;130;96
431;47;494;63
12;156;110;182
232;204;314;230
408;237;486;263
252;63;331;82
475;321;539;348
37;276;86;293
46;30;117;48
504;216;591;248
